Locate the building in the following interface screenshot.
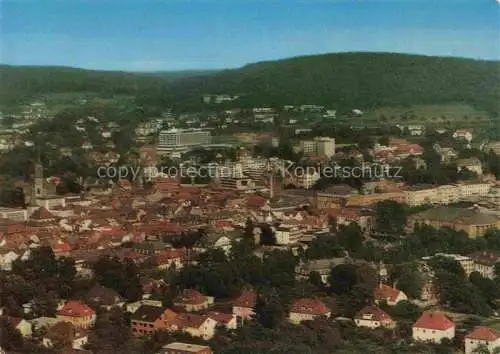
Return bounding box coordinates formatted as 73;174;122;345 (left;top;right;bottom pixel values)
373;284;408;306
173;289;214;312
126;299;163;314
458;182;491;199
299;137;335;158
56;301;96;329
5;317;32;337
157;128;211;153
453;129;473;142
274;224;303;245
412;312;455;344
130;305;173;336
408;206;500;238
232;289;257;323
422;253;475;277
468;251;500;279
176;313;218;340
354;306;395;329
158;342;212;354
404;185;439;206
0;207;28;221
457;157;483;176
295;258;349;284
288;298;331;324
465;326;500;354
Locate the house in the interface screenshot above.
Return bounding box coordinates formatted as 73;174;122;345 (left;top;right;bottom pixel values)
5;317;32;337
288;298;331;324
295;258;349;284
453;129;473;142
373;284;408;306
176;313;218;340
465;326;500;354
232;289;257;323
354;306;395;329
42;321;88;350
457;157;483;176
207;311;237;330
158;342;212;354
126;299;163;314
468;251;500;279
412;312;455;343
156;249;184;270
130;305;168;336
56;300;96;329
173;289;214;312
86;283;125;310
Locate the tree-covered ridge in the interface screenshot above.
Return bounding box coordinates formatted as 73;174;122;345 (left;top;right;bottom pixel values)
2;52;499;114
172;52;500;113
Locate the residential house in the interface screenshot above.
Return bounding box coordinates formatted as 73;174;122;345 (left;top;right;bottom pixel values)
295;258;349;284
354;306;395;329
158;342;212;354
288;298;331;324
457;157;483;176
156;249;184;270
173;289;214;312
126;299;163;314
453;129;473;142
5;317;32;337
468;251;500;279
232;289;257;323
465;326;500;354
412;312;455;343
42;321;88;350
86;283;125;310
373;284;408;306
131;305;168;336
56;300;96;329
176;314;218;340
207;312;237;330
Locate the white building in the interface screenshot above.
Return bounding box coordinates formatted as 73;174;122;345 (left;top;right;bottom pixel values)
465;326;500;354
412;312;455;344
157;128;211;152
354;306;395;329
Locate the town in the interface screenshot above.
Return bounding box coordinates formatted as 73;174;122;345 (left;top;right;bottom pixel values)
1;1;499;354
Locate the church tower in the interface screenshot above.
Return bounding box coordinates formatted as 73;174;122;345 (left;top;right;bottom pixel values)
33;159;45;201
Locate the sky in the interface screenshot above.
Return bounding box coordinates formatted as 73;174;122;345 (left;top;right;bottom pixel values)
1;0;499;71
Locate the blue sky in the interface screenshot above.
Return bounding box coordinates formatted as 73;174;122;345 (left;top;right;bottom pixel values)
1;0;499;71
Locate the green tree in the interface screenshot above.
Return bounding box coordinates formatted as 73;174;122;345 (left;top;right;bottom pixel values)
374;200;407;234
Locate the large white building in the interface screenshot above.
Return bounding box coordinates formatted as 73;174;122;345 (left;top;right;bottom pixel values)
157;128;211;153
299;137;335;158
412;312;455;344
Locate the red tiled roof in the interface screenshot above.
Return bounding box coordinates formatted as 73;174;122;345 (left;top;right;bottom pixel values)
57;300;95;317
52;241;72;254
30;207;55;220
156;249;184;264
290;298;329;316
374;284;401;302
466;326;500;341
207;311;234;324
234;290;257;308
413;312;454;331
355;306;392;322
175;289;207;305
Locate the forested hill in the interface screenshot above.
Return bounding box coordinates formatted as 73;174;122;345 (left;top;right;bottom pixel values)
1;53;499;114
170;52;500;114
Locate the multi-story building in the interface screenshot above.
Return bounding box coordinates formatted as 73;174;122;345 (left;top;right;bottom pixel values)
468;251;500;279
405;185;439;206
422;253;475;276
157;128;211;153
457;157;483;176
274;224;303;245
299;137;335;158
56;301;96;329
159;342;212;354
458;182;491;198
0;207;28;221
408;206;500;238
412;312;455;344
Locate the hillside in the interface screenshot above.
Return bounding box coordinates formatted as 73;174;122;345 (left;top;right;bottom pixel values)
1;53;499;114
170;52;500;114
